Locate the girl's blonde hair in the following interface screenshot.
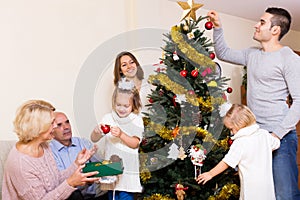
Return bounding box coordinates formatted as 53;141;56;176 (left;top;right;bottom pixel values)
224;104;256;130
112;83;142;114
13;100;55;143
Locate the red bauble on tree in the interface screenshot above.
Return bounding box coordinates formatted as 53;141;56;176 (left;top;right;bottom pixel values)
209;52;215;60
227;87;233;93
191;69;199;77
159;90;164;96
205;21;213;30
141;138;148;145
188;90;195;95
148;98;154;103
172;95;177;107
180;69;188;77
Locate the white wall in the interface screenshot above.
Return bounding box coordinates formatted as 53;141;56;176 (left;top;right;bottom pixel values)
1;0;299;140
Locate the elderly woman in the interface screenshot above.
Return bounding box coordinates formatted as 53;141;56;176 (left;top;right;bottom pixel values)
2;100;99;200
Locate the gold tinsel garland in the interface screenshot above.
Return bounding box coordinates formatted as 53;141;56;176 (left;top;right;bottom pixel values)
148;73;199;106
198;96;227;113
211;96;227;105
145;121;229;151
143;194;175;200
139;152;152;183
140;167;152;183
148;73;226;112
216;138;230;151
146;121;174;140
170;26;215;69
146;121;213;141
198;96;213;112
208;183;239;200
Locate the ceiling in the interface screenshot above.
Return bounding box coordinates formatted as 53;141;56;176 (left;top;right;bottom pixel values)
198;0;300;32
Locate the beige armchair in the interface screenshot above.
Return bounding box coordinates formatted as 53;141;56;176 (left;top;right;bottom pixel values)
0;140;16;200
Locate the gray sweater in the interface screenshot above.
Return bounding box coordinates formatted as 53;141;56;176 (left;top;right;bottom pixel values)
213;28;300;138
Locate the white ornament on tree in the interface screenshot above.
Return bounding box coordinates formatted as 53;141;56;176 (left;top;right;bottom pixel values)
168;143;179;160
175;94;187;104
178;146;187;160
188;144;207;178
173;51;180;61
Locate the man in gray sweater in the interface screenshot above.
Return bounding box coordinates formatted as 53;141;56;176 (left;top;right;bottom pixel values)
207;7;300;200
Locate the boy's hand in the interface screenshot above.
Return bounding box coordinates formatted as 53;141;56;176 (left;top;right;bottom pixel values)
196;172;213;185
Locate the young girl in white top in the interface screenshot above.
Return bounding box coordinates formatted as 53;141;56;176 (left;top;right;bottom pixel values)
91;79;143;200
197;104;280;200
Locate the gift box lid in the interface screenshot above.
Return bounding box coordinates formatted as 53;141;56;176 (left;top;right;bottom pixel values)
82;161;123;177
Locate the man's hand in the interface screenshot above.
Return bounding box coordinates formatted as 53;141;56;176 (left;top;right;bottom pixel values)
207;10;221;28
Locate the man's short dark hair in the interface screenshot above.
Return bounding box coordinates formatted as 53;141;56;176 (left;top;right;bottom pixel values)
266;7;291;40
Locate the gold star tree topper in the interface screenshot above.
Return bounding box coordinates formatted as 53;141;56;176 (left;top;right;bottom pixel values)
177;0;203;21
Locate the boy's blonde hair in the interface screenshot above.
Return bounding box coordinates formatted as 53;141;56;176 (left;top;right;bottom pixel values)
224;104;256;130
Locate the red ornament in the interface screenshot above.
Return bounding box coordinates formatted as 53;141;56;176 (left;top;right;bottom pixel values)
159;90;164;96
209;52;215;60
227;137;233;147
100;124;110;134
141;138;148;145
173;95;177;107
175;183;188;191
191;69;199;77
180;69;188;77
205;21;213;30
226;87;233;93
222;93;227;101
149;98;154;103
188;90;195;95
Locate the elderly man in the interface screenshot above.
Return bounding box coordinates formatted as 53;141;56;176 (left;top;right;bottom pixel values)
50;111;107;200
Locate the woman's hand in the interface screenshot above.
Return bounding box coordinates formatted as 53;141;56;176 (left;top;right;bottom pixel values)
67;164;99;187
75;145;98;166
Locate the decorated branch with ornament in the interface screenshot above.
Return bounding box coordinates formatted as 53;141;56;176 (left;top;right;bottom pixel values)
188;144;207;178
139;0;240;199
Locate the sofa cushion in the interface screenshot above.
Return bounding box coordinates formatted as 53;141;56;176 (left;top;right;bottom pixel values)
0;140;16;200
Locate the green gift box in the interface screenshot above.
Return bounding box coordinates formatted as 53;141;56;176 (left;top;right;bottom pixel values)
82;161;123;177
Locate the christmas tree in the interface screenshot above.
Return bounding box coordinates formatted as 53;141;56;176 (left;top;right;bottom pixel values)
139;1;240;199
